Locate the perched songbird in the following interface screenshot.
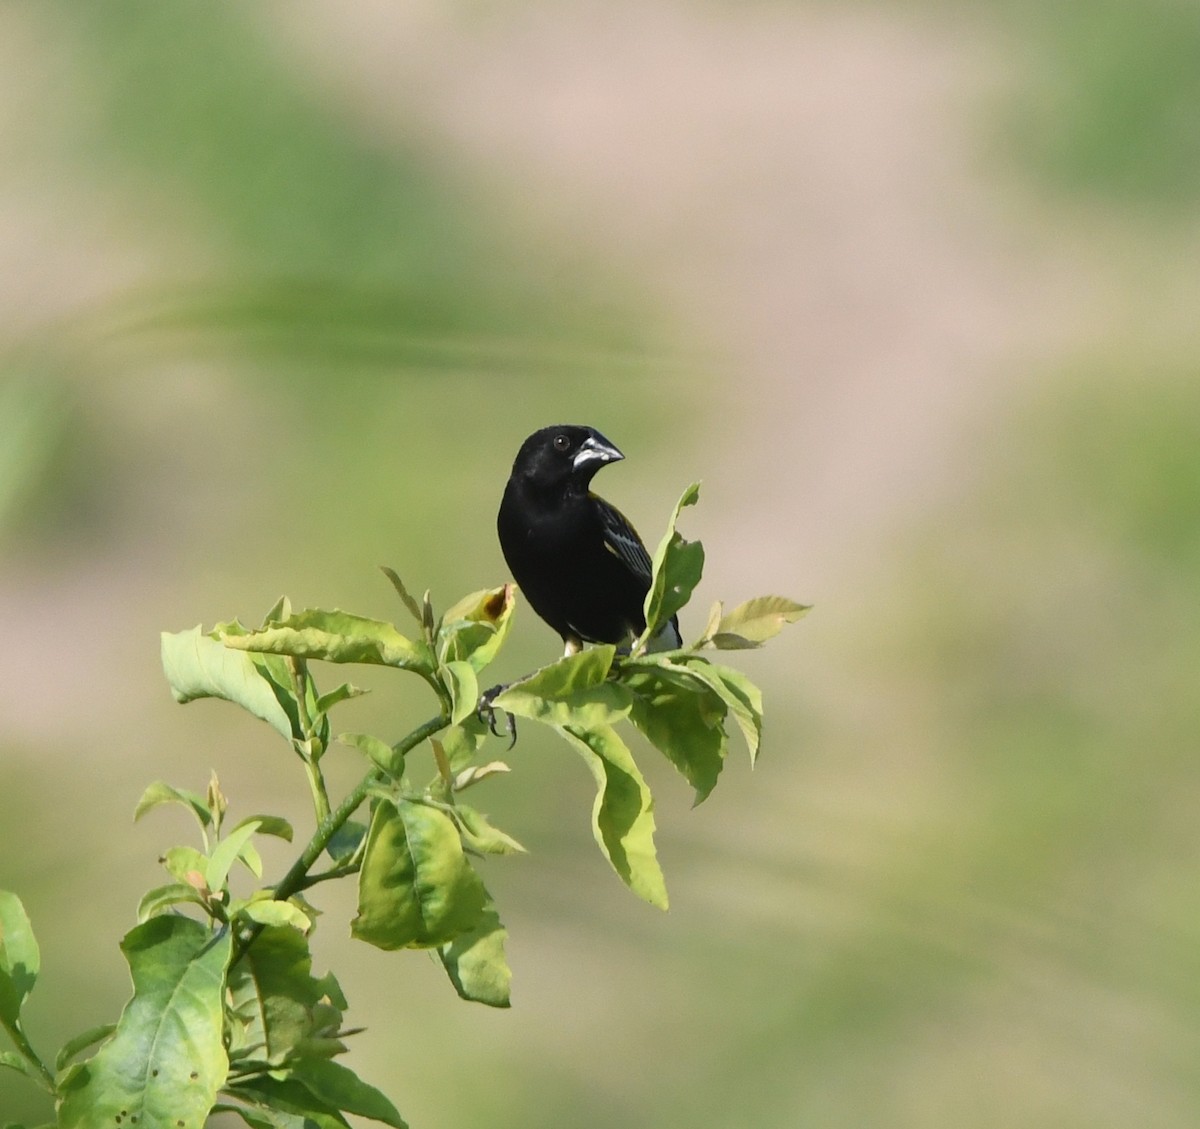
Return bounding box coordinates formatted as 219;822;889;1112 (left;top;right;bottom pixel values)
498;425;681;656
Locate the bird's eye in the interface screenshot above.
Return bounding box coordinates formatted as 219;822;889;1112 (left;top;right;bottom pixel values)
553;434;571;452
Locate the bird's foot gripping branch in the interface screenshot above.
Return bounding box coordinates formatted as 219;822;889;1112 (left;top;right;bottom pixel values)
0;484;806;1129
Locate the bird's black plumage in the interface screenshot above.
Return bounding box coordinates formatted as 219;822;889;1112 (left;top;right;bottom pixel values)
497;425;681;654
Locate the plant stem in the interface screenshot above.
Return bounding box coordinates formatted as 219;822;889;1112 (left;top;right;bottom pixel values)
230;712;448;964
289;656;333;821
304;758;331;824
293;860;360;890
1;1018;56;1094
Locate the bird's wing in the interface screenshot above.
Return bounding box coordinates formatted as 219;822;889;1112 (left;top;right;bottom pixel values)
592;495;654;585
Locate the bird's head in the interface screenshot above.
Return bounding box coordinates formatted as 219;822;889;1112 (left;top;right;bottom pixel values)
511;425;624;494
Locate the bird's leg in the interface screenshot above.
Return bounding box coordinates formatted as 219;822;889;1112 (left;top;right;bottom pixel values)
477;636;584;747
477;683;517;749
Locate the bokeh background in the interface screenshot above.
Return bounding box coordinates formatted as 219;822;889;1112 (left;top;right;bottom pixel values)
2;2;1198;1126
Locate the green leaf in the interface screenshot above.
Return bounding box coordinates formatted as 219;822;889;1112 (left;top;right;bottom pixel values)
379;565;424;626
0;891;40;1026
696;599;724;647
227;926;332;1069
622;663;727;804
492;647;631;729
710;595;810;648
296;1059;407;1128
233;814;294;842
439;900;511;1008
420;589;436;641
352;799;488;949
453;804;526;855
557;725;668;910
54;1024;116;1072
707;633;760;649
640;482;704;649
136;883;207;922
437;584;516;672
133;781;212;828
439;716;490;772
161;625;298;742
228;1078;352;1129
223;609;431;674
206;821;263;892
209;1103;286;1129
314;682;368;715
504;644;614;695
161;845;208;887
441;659;479;726
261;595;292;625
239;840;264;880
325;819;368;864
0;1048;39;1082
57;916;232;1129
677;657;764;764
236;899;313;934
452;761;511;791
338;732;405;778
315;971;348;1012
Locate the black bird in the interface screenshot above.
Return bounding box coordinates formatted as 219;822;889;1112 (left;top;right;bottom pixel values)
497;425;681;656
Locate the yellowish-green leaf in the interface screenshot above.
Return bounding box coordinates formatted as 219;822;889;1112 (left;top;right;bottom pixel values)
442;660;479;726
260;595;291;626
55;1024;116;1072
677;657;764;763
712;595;810;647
440;716;490;772
639;482;703;651
438;584;516;672
314;682;368;714
0;892;39;1027
507;645;615;695
133;781;211;828
556;725;668;910
226;925;336;1071
223;609;431;673
161;846;208;888
492;647;631;729
453;804;526;855
696;599;723;647
352;799;487;949
379;565;424;626
57;917;231;1129
232;814;294;843
236;899;313;934
238;840;263;880
136;884;206;923
622;664;727;804
206;821;262;892
161;626;297;741
452;761;511;791
439;900;511;1008
338;732;405;779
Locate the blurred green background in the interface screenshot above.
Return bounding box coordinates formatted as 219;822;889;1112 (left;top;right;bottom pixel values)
2;1;1197;1126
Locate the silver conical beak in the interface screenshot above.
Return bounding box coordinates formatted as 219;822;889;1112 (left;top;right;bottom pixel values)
572;432;624;471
